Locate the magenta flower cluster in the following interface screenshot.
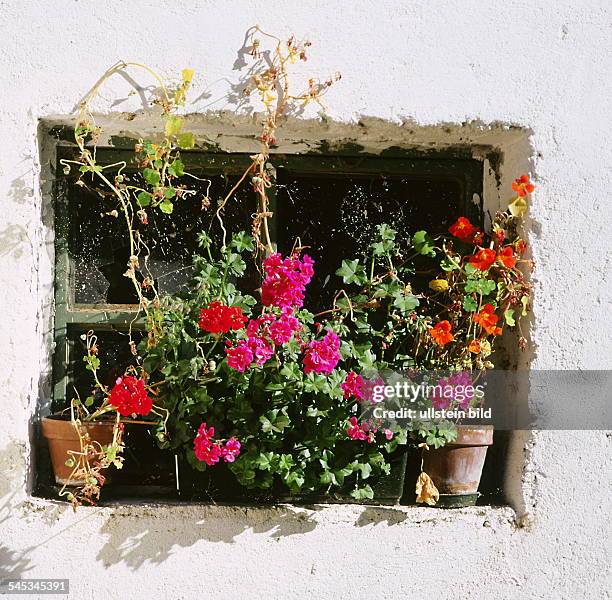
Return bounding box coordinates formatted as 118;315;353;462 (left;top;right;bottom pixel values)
341;371;365;400
346;416;373;442
194;423;241;466
303;329;342;375
261;252;314;309
225;308;302;372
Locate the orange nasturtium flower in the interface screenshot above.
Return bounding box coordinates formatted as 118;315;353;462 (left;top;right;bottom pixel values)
469;248;496;271
473;304;503;336
498;246;517;269
468;339;482;353
430;320;454;347
511;174;535;197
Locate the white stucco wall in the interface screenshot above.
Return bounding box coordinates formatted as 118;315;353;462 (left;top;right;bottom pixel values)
1;1;611;598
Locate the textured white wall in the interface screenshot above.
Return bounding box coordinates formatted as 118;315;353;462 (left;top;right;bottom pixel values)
0;1;611;598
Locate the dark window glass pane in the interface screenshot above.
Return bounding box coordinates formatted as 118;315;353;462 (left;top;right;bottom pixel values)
65;328;144;406
68;173;257;305
276;171;465;311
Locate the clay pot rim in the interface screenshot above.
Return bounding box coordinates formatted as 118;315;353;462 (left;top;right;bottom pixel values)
42;414;154;426
41;415;116;442
43;414;116;423
447;424;494;447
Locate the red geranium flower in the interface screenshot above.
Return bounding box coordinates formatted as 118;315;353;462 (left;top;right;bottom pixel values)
108;375;153;417
472;304;503;336
430;320;454;347
198;302;247;334
498;246;517;269
511;174;535;197
469;248;496;271
448;217;483;244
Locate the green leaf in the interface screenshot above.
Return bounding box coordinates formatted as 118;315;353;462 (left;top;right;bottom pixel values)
336;259;367;285
463;296;478;312
464;278;496;296
412;230;436;257
137;191;152;207
285;471;305;491
278;454;294;471
440;257;460;272
377;223;397;241
320;470;337;486
350;484;374;501
260;409;290;433
504;308;516;326
197;231;212;248
143;168;161;186
255;452;274;471
280;362;301;381
168;160;185;178
177;132;196;149
226;253;246;276
464;263;479;276
355;462;372;479
164;187;176;199
230;231;255;252
393;292;420;313
159;200;174;214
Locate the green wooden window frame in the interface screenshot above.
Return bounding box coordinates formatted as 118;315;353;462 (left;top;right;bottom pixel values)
52;144;483;412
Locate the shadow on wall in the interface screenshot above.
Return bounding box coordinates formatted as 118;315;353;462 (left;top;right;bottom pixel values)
96;504;318;570
0;443;35;579
95;498;418;570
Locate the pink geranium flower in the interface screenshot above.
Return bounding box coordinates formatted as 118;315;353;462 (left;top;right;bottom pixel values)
303;330;341;375
226;341;254;372
341;371;365;400
261;252;314;309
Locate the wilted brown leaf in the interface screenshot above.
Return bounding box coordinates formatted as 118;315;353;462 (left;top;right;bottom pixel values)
416;471;439;506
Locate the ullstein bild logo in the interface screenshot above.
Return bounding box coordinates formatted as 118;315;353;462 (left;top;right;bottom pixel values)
371;406;492;421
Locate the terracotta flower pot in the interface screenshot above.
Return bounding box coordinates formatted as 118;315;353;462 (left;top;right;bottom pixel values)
421;425;493;507
42;415;116;485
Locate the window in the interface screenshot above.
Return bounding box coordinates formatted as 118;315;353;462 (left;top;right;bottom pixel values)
38;140;487;502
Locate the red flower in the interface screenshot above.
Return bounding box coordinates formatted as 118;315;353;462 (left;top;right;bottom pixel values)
108;376;153;417
198;302;247;334
469;248;496;271
430;320;454;347
448;217;483;244
473;304;503;336
511;174;535;197
498;246;517;269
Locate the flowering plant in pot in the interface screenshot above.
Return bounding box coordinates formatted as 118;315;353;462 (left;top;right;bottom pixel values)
407;175;534;507
48;27;343;506
328;176;534;506
42;331;166;508
140;231;407;503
